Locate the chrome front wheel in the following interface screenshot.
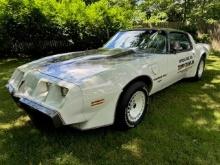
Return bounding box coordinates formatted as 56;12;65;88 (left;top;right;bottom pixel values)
126;91;146;123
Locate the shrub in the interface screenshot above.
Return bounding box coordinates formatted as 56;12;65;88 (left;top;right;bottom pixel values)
0;0;134;58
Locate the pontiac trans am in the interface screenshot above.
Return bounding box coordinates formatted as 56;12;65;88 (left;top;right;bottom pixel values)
6;28;210;130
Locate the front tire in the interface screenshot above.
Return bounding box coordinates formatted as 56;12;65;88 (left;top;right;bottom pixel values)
114;81;150;130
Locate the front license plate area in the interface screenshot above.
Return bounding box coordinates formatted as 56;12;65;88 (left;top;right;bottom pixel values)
19;98;57;117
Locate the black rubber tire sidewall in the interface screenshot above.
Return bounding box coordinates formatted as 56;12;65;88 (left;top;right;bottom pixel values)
195;56;206;80
114;81;150;130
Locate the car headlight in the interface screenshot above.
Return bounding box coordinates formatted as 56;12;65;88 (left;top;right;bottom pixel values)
60;87;69;97
10;69;24;88
46;82;52;90
34;81;50;101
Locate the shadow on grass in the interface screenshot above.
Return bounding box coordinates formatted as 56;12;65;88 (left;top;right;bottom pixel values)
0;53;220;164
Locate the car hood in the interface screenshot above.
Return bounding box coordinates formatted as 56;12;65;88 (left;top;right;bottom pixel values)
21;48;143;83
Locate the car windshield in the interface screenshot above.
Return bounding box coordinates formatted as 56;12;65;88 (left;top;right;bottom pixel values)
103;30;167;54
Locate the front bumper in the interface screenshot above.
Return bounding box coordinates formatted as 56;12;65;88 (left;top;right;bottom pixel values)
6;84;64;128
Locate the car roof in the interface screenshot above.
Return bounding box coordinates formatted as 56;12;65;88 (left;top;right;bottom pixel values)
120;27;186;34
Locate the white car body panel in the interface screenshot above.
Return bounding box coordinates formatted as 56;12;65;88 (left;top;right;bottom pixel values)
6;30;210;130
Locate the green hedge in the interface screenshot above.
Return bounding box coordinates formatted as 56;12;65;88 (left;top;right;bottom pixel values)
0;0;134;58
0;0;216;58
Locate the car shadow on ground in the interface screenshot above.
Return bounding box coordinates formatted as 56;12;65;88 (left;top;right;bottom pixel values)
0;52;220;164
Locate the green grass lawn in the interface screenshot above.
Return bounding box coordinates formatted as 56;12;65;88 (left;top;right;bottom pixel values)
0;52;220;165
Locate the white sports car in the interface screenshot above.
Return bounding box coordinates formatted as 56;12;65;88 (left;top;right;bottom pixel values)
6;28;210;130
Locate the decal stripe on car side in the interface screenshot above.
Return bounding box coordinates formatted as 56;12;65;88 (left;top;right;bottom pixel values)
91;99;104;106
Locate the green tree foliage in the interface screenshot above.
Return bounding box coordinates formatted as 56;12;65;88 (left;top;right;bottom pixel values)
0;0;135;57
0;0;219;57
139;0;220;24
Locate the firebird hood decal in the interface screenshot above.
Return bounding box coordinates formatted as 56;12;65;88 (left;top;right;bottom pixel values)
39;63;110;82
30;48;147;82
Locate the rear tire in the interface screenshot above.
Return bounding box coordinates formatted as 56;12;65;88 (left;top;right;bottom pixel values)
193;56;205;81
114;81;150;130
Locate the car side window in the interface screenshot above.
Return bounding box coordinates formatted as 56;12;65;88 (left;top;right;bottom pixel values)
140;31;167;54
169;32;192;53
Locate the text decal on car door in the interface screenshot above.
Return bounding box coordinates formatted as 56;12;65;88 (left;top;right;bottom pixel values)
178;55;194;72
